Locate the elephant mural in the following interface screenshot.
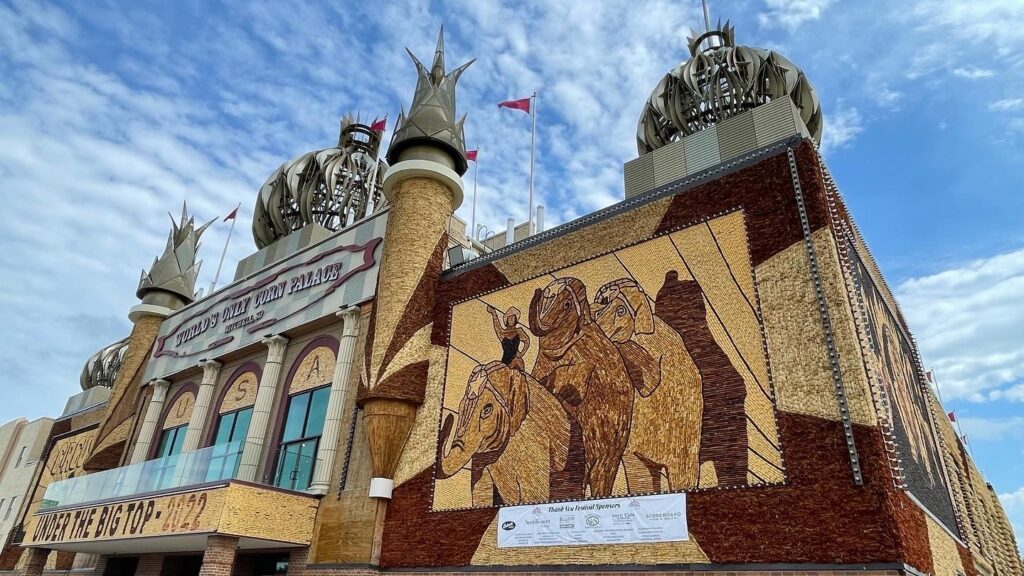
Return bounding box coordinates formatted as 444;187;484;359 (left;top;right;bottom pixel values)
437;361;577;506
435;212;784;510
593;278;704;492
529;277;634;497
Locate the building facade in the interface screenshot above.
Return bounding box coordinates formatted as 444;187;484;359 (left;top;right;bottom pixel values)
0;418;54;548
2;23;1021;576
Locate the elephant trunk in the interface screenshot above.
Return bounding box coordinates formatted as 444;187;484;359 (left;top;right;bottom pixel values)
436;413;476;479
529;288;553;336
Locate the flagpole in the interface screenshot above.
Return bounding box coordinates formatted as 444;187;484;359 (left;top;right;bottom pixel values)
209;202;240;294
471;148;479;241
529;91;537;235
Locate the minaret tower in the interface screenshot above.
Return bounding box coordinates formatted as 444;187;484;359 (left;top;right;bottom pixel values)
356;26;472;559
84;205;212;470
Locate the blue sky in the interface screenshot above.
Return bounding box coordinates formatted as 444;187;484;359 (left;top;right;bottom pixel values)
1;0;1023;546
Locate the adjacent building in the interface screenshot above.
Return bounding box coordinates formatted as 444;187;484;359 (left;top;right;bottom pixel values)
0;419;54;548
1;22;1021;576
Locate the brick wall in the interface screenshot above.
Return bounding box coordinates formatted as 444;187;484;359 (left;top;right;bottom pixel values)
199;536;238;576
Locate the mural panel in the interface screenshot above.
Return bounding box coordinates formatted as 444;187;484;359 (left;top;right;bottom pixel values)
848;246;958;533
434;211;784;510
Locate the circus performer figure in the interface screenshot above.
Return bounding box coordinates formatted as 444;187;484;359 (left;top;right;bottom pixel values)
489;305;530;371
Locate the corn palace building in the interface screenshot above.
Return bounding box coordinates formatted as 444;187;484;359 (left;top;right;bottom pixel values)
1;24;1021;576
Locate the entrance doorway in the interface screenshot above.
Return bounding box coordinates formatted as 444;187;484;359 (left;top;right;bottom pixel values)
249;553;289;576
103;557;138;576
161;554;202;576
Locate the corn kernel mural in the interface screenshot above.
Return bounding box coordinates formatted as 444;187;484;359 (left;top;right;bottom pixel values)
433;211;784;510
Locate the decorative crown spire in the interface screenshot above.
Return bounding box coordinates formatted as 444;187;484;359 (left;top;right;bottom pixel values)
386;26;475;175
137;202;213;306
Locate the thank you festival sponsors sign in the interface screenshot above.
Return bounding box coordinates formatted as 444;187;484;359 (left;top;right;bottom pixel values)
496;493;687;548
144;213;387;381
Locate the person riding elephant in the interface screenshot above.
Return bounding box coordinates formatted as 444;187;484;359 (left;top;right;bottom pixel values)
593;278;703;492
488;305;530;371
437;361;576;506
529;277;633;497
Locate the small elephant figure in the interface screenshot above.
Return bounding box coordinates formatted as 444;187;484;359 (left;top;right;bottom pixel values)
529;277;633;497
593;278;703;492
437;361;575;506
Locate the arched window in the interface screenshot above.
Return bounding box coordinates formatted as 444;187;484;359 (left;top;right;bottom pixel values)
272;338;337;491
205;364;260;481
150;385;196;490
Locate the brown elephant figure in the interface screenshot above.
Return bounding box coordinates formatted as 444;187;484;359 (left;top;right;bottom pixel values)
437;361;575;506
529;277;633;497
593;278;703;492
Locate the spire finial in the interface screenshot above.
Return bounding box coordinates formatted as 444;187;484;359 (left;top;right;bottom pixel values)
432;26;446;83
387;25;475;176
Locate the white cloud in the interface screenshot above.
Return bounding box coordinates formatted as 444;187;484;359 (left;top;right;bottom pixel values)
957;416;1024;442
758;0;833;31
896;248;1024;401
990;98;1024;112
818;104;862;154
952;66;995;79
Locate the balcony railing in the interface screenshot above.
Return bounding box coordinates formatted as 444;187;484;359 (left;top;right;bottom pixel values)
41;440;246;510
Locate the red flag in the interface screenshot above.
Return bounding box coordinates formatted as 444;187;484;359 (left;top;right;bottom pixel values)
223;206;238;222
498;97;531;114
466;149;478;162
947;411;956;422
925;370;934;383
370;118;387;132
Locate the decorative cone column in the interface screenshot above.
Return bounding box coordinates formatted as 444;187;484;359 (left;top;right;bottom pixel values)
85;204;213;471
355;27;472;564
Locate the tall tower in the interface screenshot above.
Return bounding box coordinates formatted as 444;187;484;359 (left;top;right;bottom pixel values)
356;27;472;562
84;205;212;470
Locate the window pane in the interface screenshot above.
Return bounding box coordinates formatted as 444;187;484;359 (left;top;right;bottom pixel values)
304;387;330;438
170;427;186;455
231;408;252;443
214;413;235;445
275;444;300;490
282;393;309;442
294;440;317;490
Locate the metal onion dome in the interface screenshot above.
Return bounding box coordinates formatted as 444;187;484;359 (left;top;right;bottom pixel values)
637;22;822;155
80;337;129;390
253;117;388;249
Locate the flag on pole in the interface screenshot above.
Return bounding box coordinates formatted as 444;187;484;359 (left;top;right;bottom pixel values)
947;411;956;422
498;97;531;114
210;202;241;294
466;149;478;162
498;93;538;234
370;117;387;132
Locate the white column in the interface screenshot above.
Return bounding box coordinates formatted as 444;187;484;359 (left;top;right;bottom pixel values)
182;360;222;452
309;307;361;495
235;335;289;483
129;379;171;464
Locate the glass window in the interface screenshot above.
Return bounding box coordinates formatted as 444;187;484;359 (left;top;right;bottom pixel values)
205;407;252;482
4;496;16;520
273;385;329;491
281;392;309;442
15;446;26;467
149;425;187;491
